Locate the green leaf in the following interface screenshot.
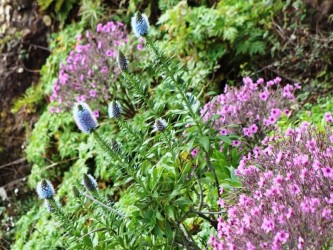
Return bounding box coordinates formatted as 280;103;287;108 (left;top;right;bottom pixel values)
201;136;210;152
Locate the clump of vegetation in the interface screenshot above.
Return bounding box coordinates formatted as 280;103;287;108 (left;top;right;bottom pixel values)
209;122;333;249
201;76;298;148
4;0;333;249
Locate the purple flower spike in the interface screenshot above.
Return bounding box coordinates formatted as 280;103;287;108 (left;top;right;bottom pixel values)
36;179;55;199
73;102;98;133
131;12;149;37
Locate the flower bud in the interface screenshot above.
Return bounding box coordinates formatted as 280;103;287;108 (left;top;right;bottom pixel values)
108;100;122;119
117;51;128;71
153;118;167;132
131;12;149;37
72;186;81;198
36;179;55;199
73;102;98;133
82;174;98;192
110;139;121;154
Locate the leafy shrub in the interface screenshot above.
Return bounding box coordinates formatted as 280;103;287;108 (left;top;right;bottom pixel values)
18;11;244;249
157;0;281;87
209;122;333;249
201;77;298;147
37;0;79;26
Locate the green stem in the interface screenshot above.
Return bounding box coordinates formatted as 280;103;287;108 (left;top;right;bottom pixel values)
193;171;203;211
79;190;126;218
145;36;220;195
163;131;177;162
122;72;157;115
93;130;123;163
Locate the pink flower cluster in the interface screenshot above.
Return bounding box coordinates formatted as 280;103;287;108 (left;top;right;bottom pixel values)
49;21;128;113
209;123;333;249
200;77;297;146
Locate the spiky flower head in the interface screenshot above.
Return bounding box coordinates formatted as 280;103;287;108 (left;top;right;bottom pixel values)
73;102;98;133
82;174;98;192
72;186;81;198
36;179;55;199
44;199;59;213
153;118;167;132
110;139;121;154
108;100;122;119
117;51;128;71
131;12;149;37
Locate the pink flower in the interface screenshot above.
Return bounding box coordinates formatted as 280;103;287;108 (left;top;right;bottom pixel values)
89;90;96;97
322;167;333;179
261;217;275;233
324;112;333;123
246;242;256;250
263;118;270;126
294;83;301;89
271;108;282;118
220;128;228;135
298;236;304;249
284;109;291;117
259;90;270;101
267;80;275;86
274;77;282;84
257;78;264;84
219;187;224;195
106;50;114;57
137;43;143;50
191;148;199;158
217;198;225;208
269;116;277;124
322;207;332;219
96;23;103;32
232;140;241;147
289;183;300;195
93;110;99;118
250;124;258;134
275;231;289;244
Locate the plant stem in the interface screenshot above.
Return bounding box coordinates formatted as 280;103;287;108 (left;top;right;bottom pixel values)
93;130;123;163
79;190;125;218
145;36;220;195
122;72;157;116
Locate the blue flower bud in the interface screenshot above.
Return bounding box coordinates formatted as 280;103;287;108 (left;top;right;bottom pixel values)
110;139;121;154
73;102;98;133
82;174;98;192
131;12;149;37
108;100;122;119
153;118;167;132
36;179;55;199
117;51;128;71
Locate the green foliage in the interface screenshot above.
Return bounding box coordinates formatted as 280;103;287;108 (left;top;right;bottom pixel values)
157;0;281;88
17;0;333;248
79;0;106;28
278;96;333;131
11;83;44;114
38;0;78;26
14;11;245;248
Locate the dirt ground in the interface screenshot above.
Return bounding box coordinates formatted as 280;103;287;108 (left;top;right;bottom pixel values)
0;0;50;190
